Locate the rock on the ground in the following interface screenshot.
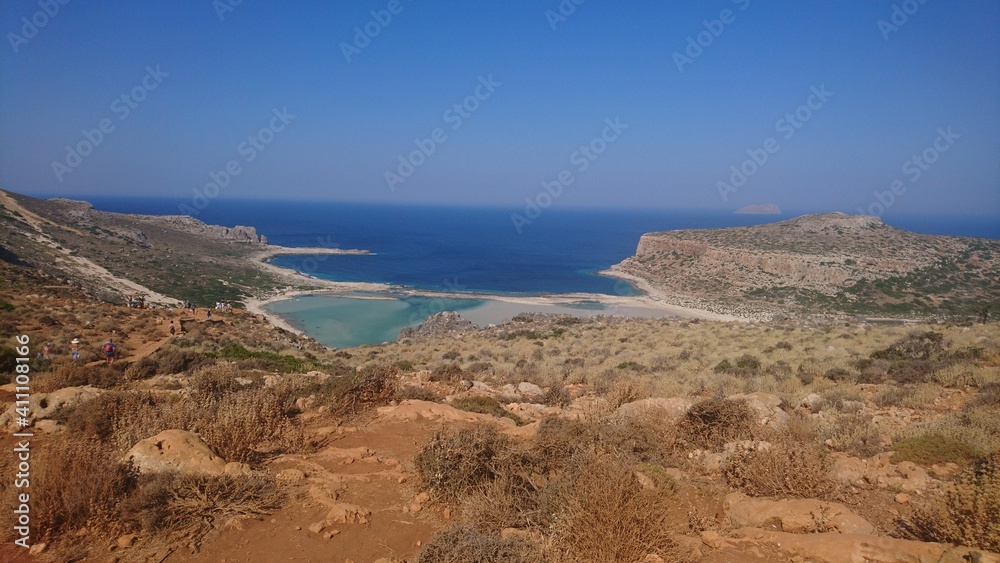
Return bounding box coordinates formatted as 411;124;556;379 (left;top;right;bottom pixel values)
727;392;788;429
829;452;934;492
724;493;874;535
732;527;1000;563
1;385;104;429
517;382;544;397
126;429;246;476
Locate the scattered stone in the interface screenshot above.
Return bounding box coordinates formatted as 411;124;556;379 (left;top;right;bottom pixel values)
894;492;911;504
117;534;137;548
29;543;46;556
309;522;325;534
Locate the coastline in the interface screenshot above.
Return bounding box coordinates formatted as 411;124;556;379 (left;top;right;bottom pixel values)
243;246;751;338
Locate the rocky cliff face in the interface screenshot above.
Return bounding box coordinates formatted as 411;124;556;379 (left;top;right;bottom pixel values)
613;213;1000;318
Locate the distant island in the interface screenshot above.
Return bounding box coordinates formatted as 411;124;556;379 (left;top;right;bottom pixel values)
735;203;781;215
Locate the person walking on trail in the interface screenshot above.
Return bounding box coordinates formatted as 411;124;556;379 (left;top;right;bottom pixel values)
70;338;81;362
169;320;176;335
102;339;116;366
41;342;51;361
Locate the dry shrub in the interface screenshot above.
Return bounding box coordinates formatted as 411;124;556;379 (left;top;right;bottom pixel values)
396;384;443;402
415;524;544;563
540;382;572;407
329;364;399;416
123;472;283;550
7;436;137;541
192;362;257;397
723;442;836;499
414;425;511;501
903;452;1000;552
605;379;650;409
534;417;598;467
451;395;524;425
825;412;883;458
34;362;123;392
679;397;759;450
549;456;677;563
430;362;465;383
61;390;159;443
153;348;207;374
124;356;157;380
194;388;303;465
461;472;545;532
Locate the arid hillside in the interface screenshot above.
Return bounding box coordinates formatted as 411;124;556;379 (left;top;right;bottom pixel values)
610;212;999;320
0;189;322;306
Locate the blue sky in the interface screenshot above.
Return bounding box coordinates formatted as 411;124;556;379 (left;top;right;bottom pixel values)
1;0;998;216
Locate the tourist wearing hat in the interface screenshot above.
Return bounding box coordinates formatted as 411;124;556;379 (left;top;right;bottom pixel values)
70;338;81;362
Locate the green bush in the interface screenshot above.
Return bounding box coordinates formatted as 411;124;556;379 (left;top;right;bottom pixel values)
892;434;982;466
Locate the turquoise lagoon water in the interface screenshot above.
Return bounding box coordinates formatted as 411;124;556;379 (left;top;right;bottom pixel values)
264;294;671;349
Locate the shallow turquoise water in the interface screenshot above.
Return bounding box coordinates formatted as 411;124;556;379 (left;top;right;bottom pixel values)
263;294;676;349
264;294;486;348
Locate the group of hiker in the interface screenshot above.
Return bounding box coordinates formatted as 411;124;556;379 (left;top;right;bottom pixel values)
40;337;117;365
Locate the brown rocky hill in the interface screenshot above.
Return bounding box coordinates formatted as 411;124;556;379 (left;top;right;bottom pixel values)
609;212;999;319
0;189;304;306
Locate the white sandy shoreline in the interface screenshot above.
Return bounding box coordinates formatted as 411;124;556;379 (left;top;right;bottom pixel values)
242;246;750;335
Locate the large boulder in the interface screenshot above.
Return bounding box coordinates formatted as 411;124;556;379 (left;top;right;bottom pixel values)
0;385;103;430
126;429;248;476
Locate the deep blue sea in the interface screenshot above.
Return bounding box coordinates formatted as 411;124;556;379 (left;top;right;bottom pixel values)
74;197;1000;297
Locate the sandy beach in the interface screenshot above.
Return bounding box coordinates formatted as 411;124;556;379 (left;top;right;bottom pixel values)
243;245;749;337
